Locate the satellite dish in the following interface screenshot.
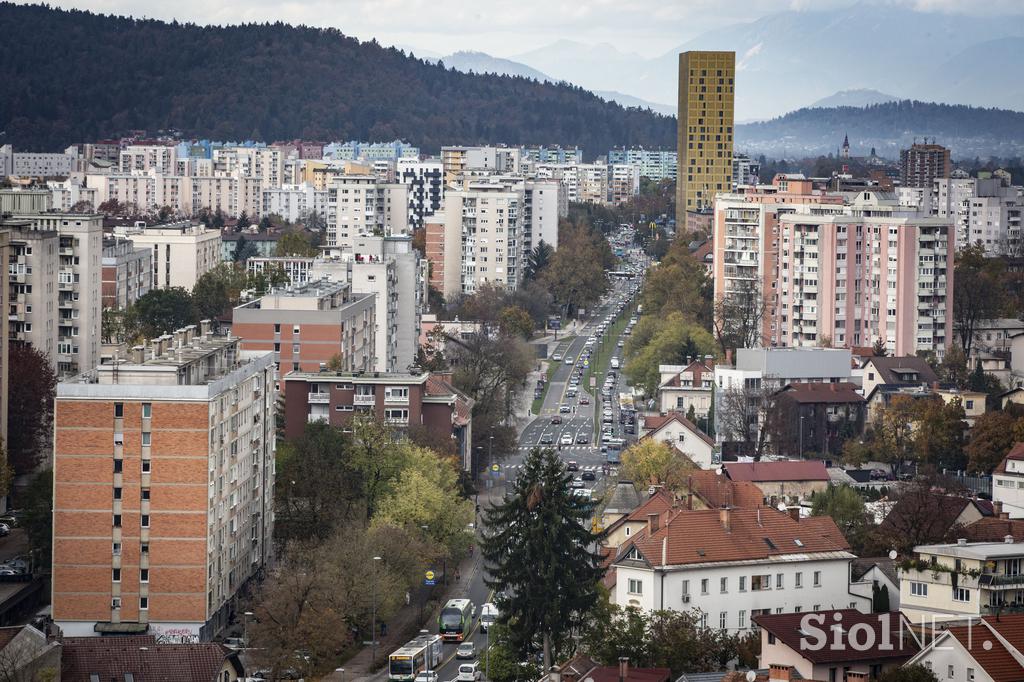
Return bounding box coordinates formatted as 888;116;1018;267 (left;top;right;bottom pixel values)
889;550;898;560
746;671;757;682
715;468;722;476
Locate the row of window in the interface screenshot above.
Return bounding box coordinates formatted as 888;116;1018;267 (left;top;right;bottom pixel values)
626;571;824;597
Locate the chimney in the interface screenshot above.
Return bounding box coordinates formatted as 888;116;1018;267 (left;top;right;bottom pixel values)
618;658;629;682
769;665;793;682
549;667;561;682
1002;511;1011;520
647;513;660;534
183;324;195;345
200;319;212;339
174;329;185;348
720;507;731;532
131;345;145;364
788;506;801;522
686;474;693;510
1006;535;1016;544
994;501;1004;516
957;538;967;545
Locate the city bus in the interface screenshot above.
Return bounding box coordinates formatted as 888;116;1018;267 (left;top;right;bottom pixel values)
438;598;474;642
388;632;443;681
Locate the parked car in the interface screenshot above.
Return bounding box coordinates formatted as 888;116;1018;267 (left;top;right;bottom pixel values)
458;663;481;681
456;643;477;660
566;460;579;471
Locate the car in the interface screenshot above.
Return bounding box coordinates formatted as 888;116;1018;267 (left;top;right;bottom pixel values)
539;434;554;445
458;663;482;682
580;396;590;405
560;434;574;446
624;424;635;435
566;389;577;398
551;415;562;424
601;432;614;443
223;637;247;650
0;524;9;537
582;471;596;481
415;672;440;682
559;404;571;413
616;340;624;347
0;516;18;529
569;478;585;489
576;434;589;444
551;353;563;362
566;460;579;471
479;603;498;632
564;356;575;365
457;643;477;660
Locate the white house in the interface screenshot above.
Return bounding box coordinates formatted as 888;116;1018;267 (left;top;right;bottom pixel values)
657;357;715;417
640;412;716;469
907;614;1024;682
993;443;1024;519
610;507;868;634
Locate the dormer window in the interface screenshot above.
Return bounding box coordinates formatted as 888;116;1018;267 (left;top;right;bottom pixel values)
624;547;641;561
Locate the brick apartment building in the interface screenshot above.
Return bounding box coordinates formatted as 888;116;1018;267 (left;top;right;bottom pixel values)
53;323;276;640
232;279;376;385
283;369;474;470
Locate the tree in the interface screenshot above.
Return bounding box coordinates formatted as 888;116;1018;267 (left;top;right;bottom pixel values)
954;244;1009;357
640;239;712;327
192;264;251;323
6;345;57;475
540;223;611;318
130;287;196;339
275;230;319;257
236;211;252;231
877;665;939;682
348;417;414;520
523;240;553;282
965;410;1017;474
712;279;768;355
232;235;258;262
938;344;969;388
841;439;874;469
871;337;888;357
811;485;867;537
301;210;327;233
620;439;694;487
21;469;52;570
624;312;715;396
716;376;782;459
913;396;966;471
872;583;891;613
872;395;919;478
481;448;605;670
497;306;534;339
101;307;130;344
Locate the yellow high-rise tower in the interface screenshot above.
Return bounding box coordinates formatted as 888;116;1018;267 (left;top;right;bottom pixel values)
676;51;735;232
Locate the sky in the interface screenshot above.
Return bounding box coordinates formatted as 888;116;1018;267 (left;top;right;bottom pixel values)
26;0;1024;59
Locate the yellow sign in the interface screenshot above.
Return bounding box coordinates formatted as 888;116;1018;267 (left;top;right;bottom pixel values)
425;570;435;581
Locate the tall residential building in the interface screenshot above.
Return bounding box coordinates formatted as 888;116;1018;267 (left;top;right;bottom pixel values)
101;237;153;309
0;145;78;177
522;179;562;256
677;51;736;229
932;176;1022;253
53;325;276;640
261;183;329;223
232;279;376;383
324;176;409;252
608;164;641;205
900;142;951;189
441;181;523;296
6;223;59;361
119;145;178;174
396;159;444;231
732;153;761;187
0;230;8;448
607;148;676;181
0;188;52;214
114;221;222;291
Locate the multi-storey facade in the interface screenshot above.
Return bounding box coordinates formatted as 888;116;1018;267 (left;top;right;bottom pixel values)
261;183;329;223
932;176;1022;254
53;325;276;640
247;257;314;287
442;181;522;295
608;164;641;205
677;51;736;228
48;177;99;212
0;145;78;177
324;175;409;251
0;230;8;447
732;153;761;187
232;279;375;383
115;221;222;291
0;188;52;214
5;223;58;360
900;142;951;189
397;159;444;231
324;140;420;162
656;357;715;417
119;145;178;174
282;370;474;467
607;148;676;181
776;212;953;355
101;237;153;309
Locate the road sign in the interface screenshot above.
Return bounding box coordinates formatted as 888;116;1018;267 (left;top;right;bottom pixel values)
491;464;500;472
583;360;589;368
424;570;436;586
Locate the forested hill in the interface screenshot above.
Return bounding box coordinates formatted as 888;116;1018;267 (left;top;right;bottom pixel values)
0;3;675;154
736;100;1024;159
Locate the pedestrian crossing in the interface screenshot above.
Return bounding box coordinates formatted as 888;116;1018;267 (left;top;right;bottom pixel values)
516;444;595;452
504;462;603;471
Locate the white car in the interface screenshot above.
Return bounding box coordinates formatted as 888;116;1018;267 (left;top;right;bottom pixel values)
564;356;575;365
479;603;498;632
415;673;439;682
560;433;574;446
458;663;481;681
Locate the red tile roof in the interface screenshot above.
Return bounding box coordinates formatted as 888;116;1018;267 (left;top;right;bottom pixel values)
946;626;1024;682
587;667;672;682
994;443;1024;474
963;517;1024;542
753;610;918;663
724;460;829;483
624;490;677;523
984;614;1024;653
619;507;850;568
61;636;240;682
778;382;865;404
641;411;714;447
686;469;766;509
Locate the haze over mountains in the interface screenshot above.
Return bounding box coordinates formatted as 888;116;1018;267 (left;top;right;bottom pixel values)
437;4;1024;121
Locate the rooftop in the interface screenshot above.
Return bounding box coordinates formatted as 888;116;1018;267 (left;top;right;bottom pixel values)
777;382;864;404
914;539;1024;560
723;460;830;483
754;610;917;663
61;635;242;682
235;278;355;311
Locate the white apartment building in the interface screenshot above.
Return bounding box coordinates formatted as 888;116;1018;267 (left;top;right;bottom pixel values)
213;146;286;191
993;444;1024;519
247;257;315;287
1;145;78;177
102;237;153;310
899;539;1024;623
932;176;1022;254
86;172;263;218
732;153;761;187
608;164;641;205
442;181;523;295
261;183;329;223
396;158;444;231
5;223;59;361
611;507;866;633
607;148;676;181
324;176;409;252
115;221;222;290
523;179;562;256
119;145;178;174
48;177;98;211
537;163;608;205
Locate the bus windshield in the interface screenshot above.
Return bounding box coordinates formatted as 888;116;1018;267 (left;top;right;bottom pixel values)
440;608;463;628
390;658;414;676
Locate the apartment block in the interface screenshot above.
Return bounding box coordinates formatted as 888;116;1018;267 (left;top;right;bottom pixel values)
282;369;474;469
101;237;153;309
324;175;409;251
324;140;420;162
932;176;1022;254
114;221;221;290
607;148;676;181
0;230;8;447
424;217;455;295
119;145;178;174
247;257;314;287
0;188;52;214
732;153;761;187
48;177;99;212
53;324;276;640
900;142;951;189
522;179;562;255
396;159;444;231
677;51;736;228
0;145;78;177
442;181;523;295
261;183;329;223
608;164;641;205
537;163;608;205
232;279;375;383
5;223;58;360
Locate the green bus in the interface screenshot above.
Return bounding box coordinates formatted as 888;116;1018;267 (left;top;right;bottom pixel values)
438;598;474;641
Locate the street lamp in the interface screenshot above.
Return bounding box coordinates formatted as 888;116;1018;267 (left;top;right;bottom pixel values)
335;669;346;682
487;435;494;489
371;556;382;668
242;610;254;648
799;415;805;458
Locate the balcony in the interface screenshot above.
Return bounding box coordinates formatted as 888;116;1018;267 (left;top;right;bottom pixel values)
979;574;1024;589
353;394;376;406
308;391;329;404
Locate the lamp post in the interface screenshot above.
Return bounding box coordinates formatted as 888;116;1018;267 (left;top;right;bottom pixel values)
487;435;494;489
242;610;254;648
371;556;382;668
336;669;345;682
799;414;805;458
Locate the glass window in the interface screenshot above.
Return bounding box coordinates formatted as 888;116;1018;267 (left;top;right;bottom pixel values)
141;514;150;528
142;403;151;418
114;403;123;418
140;597;148;610
141;432;151;446
112;568;121;582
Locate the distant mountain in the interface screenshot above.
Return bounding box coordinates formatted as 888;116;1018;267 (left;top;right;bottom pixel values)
593;91;675;117
735;100;1024;159
810;89;898;109
509;5;1024;120
0;3;675;154
438;51;555;83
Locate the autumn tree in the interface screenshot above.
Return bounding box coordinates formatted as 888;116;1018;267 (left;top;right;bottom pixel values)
497;306;534;339
541;223;613;317
7;345;57;475
913;396;966;470
639;239;712;327
872;395;920;478
966;410;1018;474
623;312;715;396
620;439;695;487
716;376;783;459
21;469;52;569
938;344;970;388
954;244;1009;357
713;279;769;355
811;485;868;537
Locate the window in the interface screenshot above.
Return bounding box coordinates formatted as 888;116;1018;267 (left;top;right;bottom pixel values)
968;668;975;681
768;633;776;644
813;570;821;587
139;597;148;611
776;573;784;589
751;574;771;591
140;568;149;583
112;542;121;555
701;578;709;594
795;572;803;588
141;543;149;554
910;582;928;597
954;587;970;602
682;580;690;597
142;460;151;473
627;579;643;595
719;611;727;630
739;576;747;591
699;612;708;628
141;514;150;528
142;489;150;501
720;577;728;593
113;514;121;527
113;487;122;500
112;568;121;582
947;665;954;679
114;403;123;418
142;403;151;418
111;598;121;610
385;408;409;424
738;610;746;629
141;432;151;446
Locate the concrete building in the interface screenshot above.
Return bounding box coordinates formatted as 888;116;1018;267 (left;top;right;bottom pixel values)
442;181;523;295
424;217;455;295
5;224;59;361
48;177;99;212
900;142;951;189
932;177;1022;254
608;164;641;205
53;325;276;640
610;507;865;631
232;279;375;383
0;145;78;177
537;163;608;205
993;443;1024;519
522;179;562;257
677;51;736;229
324;140;420;162
732;153;761;187
282;369;474;469
607;148;676;181
261;183;329;223
119;145;178;174
0;188;52;214
396;159;444;231
220;232;280;262
324;175;409;251
114;221;222;290
247;257;315;287
101;237;153;309
0;230;8;448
